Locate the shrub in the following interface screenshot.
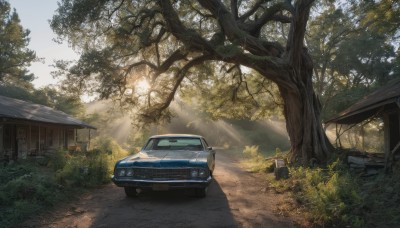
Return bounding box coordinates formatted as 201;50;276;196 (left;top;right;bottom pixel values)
0;138;129;227
55;155;86;187
55;138;129;187
243;145;260;158
48;149;67;171
0;162;64;228
288;160;364;227
242;145;275;173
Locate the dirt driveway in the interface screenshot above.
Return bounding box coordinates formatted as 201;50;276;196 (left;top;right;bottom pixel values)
28;150;298;228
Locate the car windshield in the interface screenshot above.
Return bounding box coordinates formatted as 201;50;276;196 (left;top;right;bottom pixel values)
144;137;204;151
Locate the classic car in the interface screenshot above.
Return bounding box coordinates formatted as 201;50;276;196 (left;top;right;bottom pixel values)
112;134;216;197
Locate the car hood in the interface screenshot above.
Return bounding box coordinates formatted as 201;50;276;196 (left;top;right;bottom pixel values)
117;150;208;168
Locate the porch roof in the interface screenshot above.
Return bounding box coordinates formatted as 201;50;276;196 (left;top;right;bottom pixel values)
326;79;400;125
0;95;96;129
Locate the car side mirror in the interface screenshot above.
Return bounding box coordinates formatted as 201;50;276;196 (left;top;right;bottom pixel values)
207;147;213;151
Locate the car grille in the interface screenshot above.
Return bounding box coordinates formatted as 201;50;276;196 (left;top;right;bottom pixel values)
133;168;191;180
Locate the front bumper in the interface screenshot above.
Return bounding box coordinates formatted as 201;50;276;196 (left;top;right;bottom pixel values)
111;176;212;190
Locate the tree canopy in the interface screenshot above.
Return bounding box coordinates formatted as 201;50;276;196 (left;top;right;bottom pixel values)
50;0;335;164
308;1;399;120
0;0;36;83
49;0;400;164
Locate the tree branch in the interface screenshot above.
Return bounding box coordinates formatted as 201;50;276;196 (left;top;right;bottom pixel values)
157;0;214;53
142;55;214;120
239;0;268;21
155;49;187;76
198;0;283;57
287;0;314;67
231;0;239;20
243;2;293;37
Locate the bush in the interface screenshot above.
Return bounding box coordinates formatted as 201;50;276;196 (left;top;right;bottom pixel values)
0;162;63;228
48;149;67;171
243;145;260;158
242;145;275;173
0;138;129;227
55;138;129;188
55;153;111;187
285;160;364;227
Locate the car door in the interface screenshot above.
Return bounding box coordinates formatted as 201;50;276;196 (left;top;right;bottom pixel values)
202;138;215;172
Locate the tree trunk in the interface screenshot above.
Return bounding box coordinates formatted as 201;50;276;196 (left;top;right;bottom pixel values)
273;0;332;165
278;60;333;165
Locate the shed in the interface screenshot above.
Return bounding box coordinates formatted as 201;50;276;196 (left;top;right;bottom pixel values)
0;95;96;160
326;79;400;171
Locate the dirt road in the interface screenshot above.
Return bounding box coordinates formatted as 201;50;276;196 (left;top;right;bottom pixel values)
29;150;297;228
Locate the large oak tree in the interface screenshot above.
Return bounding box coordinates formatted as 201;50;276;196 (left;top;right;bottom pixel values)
51;0;333;164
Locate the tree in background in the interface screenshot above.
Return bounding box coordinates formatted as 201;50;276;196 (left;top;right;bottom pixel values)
0;0;36;84
308;1;399;120
0;1;84;117
51;0;333;165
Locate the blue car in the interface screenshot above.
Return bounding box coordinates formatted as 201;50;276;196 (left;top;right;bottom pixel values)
112;134;216;197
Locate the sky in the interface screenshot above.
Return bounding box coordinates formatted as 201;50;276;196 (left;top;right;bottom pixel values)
8;0;79;88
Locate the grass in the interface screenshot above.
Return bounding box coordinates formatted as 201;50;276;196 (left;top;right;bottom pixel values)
0;137;129;228
239;145;400;227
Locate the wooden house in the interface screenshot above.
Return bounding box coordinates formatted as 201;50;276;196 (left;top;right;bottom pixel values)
0;95;96;160
326;79;400;171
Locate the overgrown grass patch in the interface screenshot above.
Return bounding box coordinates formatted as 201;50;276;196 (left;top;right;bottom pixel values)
240;146;366;227
0;137;129;228
0;160;69;228
288;161;364;227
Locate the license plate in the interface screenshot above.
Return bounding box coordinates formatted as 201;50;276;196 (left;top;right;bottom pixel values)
152;184;169;191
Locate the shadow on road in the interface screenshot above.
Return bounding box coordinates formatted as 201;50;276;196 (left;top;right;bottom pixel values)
90;179;237;227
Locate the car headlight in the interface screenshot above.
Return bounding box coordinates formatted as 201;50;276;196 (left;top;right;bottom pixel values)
126;168;134;177
118;168;126;177
191;169;199;178
199;169;208;178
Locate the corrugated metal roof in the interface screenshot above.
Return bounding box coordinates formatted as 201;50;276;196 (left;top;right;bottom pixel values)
0;95;96;129
326;79;400;124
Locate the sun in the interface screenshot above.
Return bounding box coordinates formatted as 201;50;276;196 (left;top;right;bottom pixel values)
136;79;150;94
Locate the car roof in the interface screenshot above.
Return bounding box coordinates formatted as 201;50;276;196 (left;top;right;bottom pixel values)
149;134;203;139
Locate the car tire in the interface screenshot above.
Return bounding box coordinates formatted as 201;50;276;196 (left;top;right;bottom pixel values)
124;187;138;197
194;187;208;198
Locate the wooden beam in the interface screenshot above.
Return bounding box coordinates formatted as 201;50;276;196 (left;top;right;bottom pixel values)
383;113;391;173
38;126;41;155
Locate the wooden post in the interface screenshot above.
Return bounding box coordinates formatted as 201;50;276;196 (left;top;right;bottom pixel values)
28;124;31;155
38;126;41;155
383;113;391;173
274;159;289;180
361;125;365;151
88;129;91;151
